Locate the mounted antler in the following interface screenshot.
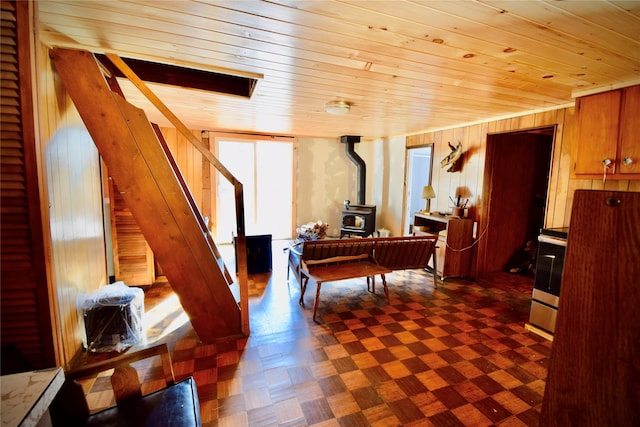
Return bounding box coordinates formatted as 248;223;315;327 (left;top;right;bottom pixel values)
440;142;463;172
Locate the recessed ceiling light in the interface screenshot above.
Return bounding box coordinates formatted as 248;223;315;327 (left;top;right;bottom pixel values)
325;100;351;115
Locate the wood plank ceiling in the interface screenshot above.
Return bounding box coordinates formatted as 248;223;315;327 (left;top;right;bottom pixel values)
38;0;640;140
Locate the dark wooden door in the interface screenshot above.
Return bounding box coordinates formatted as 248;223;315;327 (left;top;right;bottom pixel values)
479;129;553;275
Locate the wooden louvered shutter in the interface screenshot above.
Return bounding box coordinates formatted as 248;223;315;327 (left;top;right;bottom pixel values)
1;1;56;370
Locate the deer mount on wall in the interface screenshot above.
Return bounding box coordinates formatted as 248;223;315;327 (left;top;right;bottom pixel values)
441;141;464;172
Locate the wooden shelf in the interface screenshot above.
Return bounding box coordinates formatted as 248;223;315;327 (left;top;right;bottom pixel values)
413;213;474;279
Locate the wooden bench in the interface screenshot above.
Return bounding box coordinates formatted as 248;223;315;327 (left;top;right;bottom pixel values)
292;235;438;321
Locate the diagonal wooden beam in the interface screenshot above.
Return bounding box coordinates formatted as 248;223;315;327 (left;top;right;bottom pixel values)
105;53;250;335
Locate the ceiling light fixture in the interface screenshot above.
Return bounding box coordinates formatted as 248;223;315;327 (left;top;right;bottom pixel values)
325;100;351;115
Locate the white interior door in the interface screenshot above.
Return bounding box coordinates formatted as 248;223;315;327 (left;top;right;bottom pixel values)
403;146;433;235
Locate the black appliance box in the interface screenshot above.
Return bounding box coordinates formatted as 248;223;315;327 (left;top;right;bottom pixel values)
235;234;272;274
80;283;144;352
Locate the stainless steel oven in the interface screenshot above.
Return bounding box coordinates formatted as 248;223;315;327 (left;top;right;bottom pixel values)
529;227;568;333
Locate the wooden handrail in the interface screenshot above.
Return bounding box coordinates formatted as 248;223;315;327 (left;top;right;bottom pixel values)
105;53;250;335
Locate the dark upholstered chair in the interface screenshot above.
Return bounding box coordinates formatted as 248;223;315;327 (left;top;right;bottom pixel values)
50;343;201;426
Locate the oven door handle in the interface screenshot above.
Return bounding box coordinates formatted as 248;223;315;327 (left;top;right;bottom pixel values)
541;255;556;291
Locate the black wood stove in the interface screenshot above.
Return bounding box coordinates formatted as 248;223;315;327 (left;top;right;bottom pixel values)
340;203;376;238
339;135;376;238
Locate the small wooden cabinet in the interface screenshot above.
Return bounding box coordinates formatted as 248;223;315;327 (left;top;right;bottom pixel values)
413;213;473;279
573;85;640;179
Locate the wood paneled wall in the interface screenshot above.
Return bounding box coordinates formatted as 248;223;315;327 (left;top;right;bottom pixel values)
159;127;204;211
109;179;154;285
407;106;640;276
39;44;107;366
106;126;206;286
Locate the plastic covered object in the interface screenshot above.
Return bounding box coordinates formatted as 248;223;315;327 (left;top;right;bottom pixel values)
297;220;328;241
78;282;145;353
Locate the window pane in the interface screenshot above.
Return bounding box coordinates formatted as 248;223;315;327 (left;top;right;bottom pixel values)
256;141;292;239
216;139;293;241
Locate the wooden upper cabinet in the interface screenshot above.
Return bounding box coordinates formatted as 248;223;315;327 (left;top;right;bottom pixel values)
574;90;620;175
573;85;640;179
619;85;640;175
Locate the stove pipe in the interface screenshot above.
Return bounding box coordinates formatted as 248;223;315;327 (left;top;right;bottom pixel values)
340;135;365;205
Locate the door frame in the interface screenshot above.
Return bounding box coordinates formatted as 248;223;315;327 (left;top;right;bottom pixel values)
476;126;555;276
402;144;434;236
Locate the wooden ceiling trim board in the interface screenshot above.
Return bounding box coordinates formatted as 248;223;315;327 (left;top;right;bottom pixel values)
124;96;525;132
298;0;630;80
39;3;577;95
40;12;377;75
251;0;605;85
97;46;536;116
571;78;640;98
130;95;411;123
153;0;551;76
227;82;505;113
249;80;546;112
440;0;640;67
37;2;640;77
40;24;262;80
45;26;566;111
122;88;544;120
548;0;640;41
490;0;640;59
38;7;580;105
410;0;640;74
36;1;640;138
330;2;620;84
147;8;562;89
125;77;553;115
612;1;640;18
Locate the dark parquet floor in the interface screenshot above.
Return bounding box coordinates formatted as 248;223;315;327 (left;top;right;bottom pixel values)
82;240;551;426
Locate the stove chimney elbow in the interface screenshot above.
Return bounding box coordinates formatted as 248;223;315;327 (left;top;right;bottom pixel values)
340;136;365;205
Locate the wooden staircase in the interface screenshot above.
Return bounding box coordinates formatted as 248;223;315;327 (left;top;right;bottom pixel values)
50;48;244;342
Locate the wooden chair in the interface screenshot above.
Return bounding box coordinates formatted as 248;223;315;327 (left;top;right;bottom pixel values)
50;343;201;426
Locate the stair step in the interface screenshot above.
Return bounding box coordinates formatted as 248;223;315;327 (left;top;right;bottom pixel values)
229;282;241;305
216;257;232;286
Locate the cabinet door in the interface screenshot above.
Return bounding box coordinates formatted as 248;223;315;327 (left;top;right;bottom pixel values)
574;90;621;175
619;85;640;175
434;233;446;277
540;190;640;425
442;219;473;278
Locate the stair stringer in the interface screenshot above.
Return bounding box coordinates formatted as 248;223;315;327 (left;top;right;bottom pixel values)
50;48;241;342
151;123;235;288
